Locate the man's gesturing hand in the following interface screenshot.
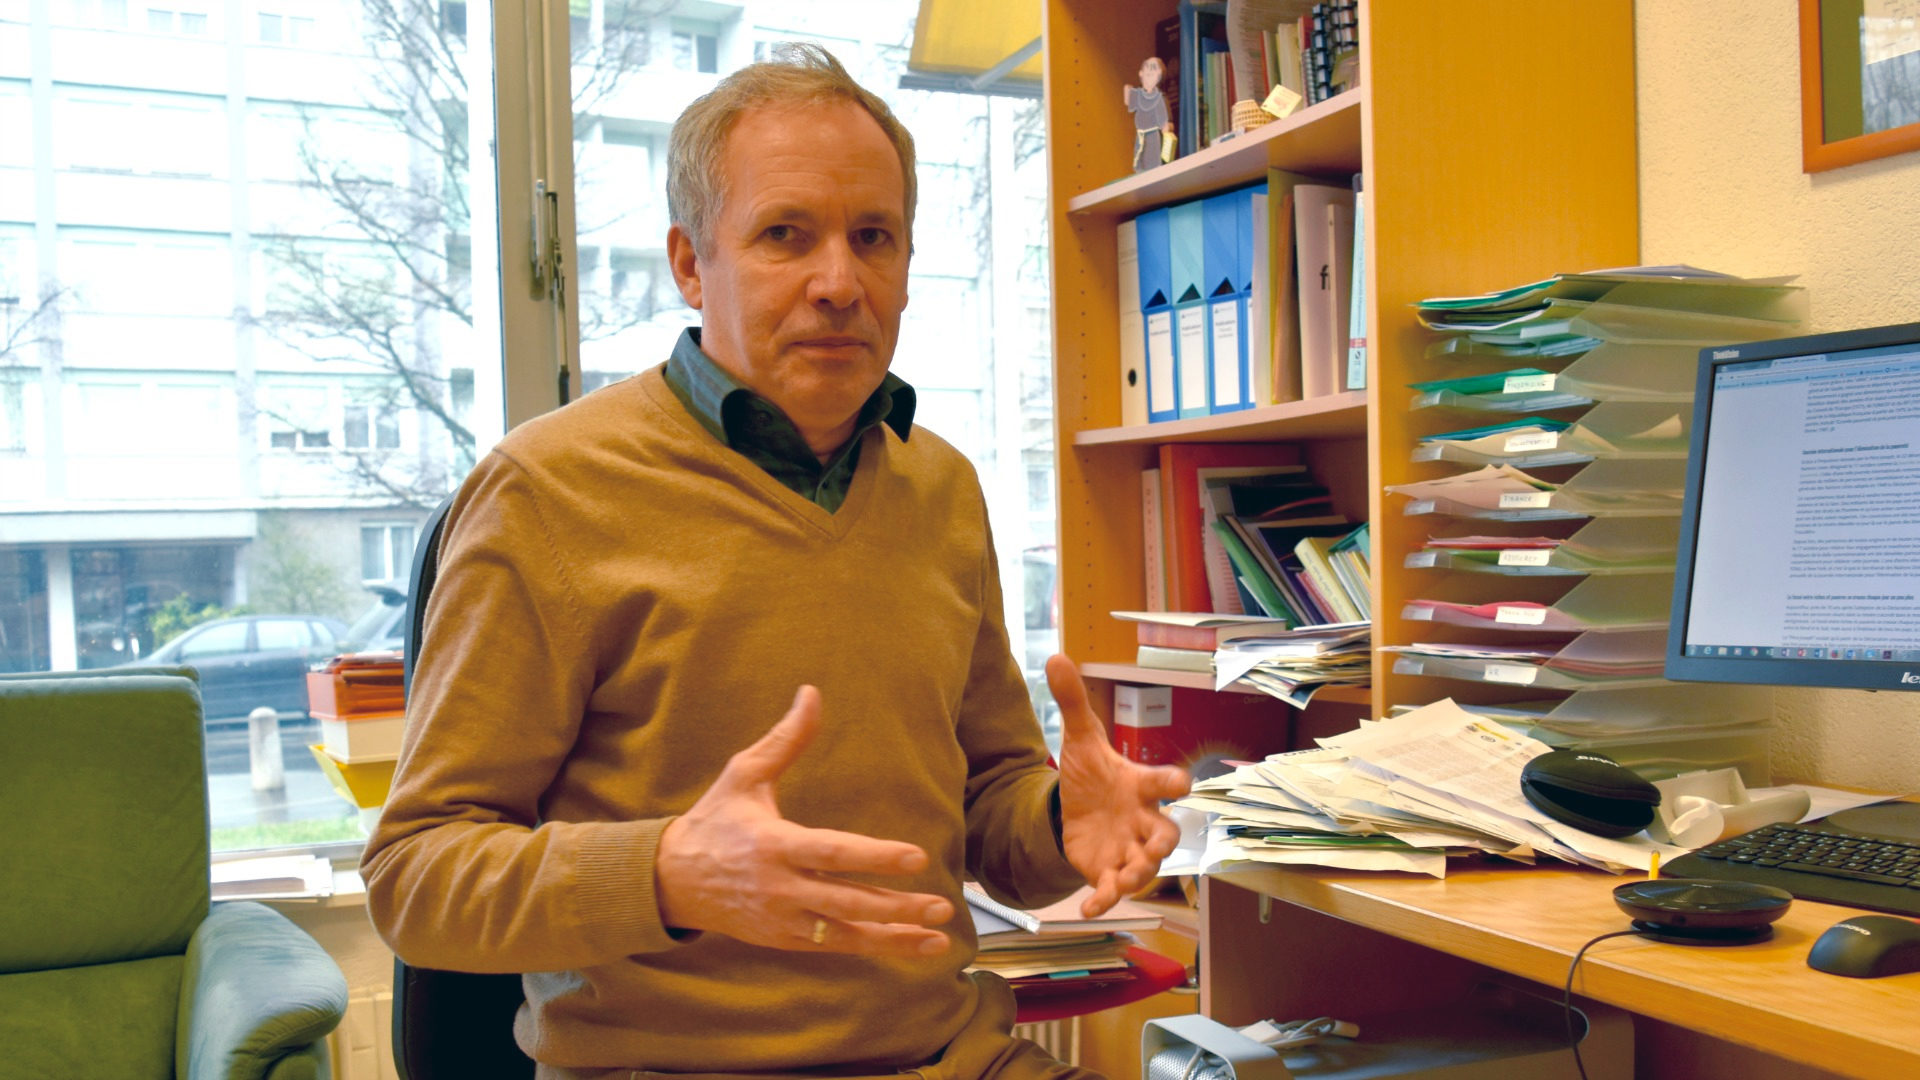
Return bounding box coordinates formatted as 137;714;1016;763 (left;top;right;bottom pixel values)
654;686;954;956
1048;654;1193;918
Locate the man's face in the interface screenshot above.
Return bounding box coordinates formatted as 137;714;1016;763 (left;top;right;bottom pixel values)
668;100;910;452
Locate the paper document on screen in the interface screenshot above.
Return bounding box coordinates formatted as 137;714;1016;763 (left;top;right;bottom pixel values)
1686;349;1920;651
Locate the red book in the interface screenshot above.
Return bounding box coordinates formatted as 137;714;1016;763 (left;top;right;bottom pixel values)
1112;685;1290;775
1157;442;1304;612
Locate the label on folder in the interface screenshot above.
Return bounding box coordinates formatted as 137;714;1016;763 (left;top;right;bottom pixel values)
1176;308;1208;412
1146;312;1175;415
1503;432;1560;453
1503;373;1557;394
1494;605;1550;625
1405;551;1439;568
1484;664;1539;686
1211;304;1242;405
1497;549;1553;567
1499;491;1554;509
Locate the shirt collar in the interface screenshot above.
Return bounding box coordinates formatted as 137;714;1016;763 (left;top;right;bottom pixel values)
664;327;915;446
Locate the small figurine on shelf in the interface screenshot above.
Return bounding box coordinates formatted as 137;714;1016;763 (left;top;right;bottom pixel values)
1125;56;1176;172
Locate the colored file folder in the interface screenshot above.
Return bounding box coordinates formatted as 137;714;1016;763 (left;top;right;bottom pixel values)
1135;208;1178;423
1202;189;1252;413
1116;217;1147;426
1168;199;1209;419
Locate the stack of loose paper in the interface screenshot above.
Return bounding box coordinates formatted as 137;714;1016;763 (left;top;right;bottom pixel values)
1174;698;1683;879
1113;611;1372;708
963;884;1160;988
1212;628;1372;708
1413;266;1805;359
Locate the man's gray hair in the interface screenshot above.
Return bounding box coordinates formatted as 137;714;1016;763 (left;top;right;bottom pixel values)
666;42;918;255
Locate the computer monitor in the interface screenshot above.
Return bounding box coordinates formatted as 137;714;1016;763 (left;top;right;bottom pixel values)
1667;320;1920;691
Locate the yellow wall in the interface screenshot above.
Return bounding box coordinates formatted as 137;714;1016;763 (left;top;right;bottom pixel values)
1638;2;1920;791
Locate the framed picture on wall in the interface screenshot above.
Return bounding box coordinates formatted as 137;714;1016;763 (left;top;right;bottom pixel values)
1801;0;1920;171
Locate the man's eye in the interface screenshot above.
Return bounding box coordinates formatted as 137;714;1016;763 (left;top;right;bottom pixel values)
856;228;891;247
765;225;794;242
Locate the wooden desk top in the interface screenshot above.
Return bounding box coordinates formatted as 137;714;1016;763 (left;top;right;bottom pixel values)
1213;862;1920;1080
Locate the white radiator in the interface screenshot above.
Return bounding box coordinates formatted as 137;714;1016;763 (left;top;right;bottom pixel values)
1013;1017;1081;1066
326;991;400;1080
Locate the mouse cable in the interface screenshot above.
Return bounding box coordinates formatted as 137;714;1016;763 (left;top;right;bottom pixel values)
1562;928;1652;1080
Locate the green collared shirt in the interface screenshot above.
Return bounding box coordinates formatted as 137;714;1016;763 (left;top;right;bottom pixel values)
660;328;916;513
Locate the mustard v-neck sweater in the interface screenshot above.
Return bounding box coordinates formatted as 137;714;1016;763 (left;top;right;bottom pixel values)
361;365;1080;1073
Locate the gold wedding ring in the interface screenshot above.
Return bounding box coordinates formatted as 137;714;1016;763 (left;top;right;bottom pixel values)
810;917;828;945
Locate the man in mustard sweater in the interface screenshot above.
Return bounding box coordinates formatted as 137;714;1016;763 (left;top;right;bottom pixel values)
361;43;1191;1080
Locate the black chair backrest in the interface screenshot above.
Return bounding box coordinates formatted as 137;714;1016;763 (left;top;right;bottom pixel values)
391;493;536;1080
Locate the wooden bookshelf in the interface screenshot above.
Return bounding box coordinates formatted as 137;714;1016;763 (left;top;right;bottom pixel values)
1042;0;1639;720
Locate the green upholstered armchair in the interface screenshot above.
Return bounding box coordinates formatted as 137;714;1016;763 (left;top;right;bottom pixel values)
0;671;348;1079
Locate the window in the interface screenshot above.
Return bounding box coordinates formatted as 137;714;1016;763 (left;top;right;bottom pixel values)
255;0;314;45
262;385;333;451
343;402;401;451
146;2;208;35
671;20;718;73
0;377;25;452
360;523;415;583
4;0;1052;855
55;92;227;179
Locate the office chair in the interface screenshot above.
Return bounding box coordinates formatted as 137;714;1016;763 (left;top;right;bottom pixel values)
388;493;538;1080
0;669;348;1079
387;493;1187;1078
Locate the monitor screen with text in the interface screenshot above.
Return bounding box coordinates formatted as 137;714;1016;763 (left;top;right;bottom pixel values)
1668;321;1920;691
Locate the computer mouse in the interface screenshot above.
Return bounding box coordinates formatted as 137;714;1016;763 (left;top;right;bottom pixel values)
1806;915;1920;978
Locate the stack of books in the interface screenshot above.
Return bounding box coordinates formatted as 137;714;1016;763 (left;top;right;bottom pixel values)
305;650;406;813
963;884;1163;997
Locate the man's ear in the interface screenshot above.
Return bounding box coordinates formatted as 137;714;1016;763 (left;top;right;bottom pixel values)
666;224;704;311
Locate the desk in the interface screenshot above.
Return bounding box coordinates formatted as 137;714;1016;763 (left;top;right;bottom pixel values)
1198;864;1918;1080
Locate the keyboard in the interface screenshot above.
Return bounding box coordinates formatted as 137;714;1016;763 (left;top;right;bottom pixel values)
1663;821;1920;918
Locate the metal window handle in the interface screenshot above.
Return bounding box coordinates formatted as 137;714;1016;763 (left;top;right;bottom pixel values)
532;179;572;405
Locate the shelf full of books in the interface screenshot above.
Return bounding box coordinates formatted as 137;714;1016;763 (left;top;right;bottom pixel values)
1119;439;1371;708
1158;0;1360;163
1381;267;1806;785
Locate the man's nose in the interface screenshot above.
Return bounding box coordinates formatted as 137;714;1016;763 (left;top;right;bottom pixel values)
807;237;862;309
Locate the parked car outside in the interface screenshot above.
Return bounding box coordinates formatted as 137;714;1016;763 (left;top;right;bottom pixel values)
121;613;348;724
336;581;407;656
